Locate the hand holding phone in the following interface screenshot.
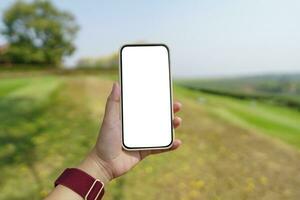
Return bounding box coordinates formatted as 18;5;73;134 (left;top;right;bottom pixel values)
81;82;182;183
45;45;183;199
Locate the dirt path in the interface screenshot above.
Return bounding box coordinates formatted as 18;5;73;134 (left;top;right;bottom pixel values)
173;96;300;200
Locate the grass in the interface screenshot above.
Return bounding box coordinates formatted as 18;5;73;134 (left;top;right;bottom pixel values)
191;90;300;149
178;74;300;109
0;72;300;200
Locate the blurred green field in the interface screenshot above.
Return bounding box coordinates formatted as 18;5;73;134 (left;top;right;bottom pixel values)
1;72;300;200
178;74;300;109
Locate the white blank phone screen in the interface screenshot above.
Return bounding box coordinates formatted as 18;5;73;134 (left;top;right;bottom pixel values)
121;45;173;149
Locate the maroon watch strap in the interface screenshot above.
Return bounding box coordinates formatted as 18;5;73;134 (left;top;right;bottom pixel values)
55;168;105;200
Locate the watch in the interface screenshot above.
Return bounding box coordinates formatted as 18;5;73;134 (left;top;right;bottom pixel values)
55;168;105;200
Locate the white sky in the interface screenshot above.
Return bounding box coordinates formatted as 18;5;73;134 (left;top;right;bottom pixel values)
1;0;300;77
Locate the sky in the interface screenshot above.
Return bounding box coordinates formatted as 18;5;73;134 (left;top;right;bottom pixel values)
1;0;300;77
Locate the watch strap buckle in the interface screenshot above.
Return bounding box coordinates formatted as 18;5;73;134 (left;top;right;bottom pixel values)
85;179;104;200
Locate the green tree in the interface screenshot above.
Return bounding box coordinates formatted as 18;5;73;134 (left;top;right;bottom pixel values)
1;0;79;66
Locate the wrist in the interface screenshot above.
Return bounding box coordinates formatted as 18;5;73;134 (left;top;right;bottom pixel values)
77;149;113;185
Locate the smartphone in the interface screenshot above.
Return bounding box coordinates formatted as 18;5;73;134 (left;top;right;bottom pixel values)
120;44;174;150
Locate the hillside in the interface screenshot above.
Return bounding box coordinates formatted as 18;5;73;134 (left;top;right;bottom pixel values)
0;73;300;200
178;74;300;109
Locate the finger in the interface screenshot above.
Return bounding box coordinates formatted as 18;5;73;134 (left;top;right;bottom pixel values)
173;116;182;128
173;101;182;113
150;139;182;155
103;82;121;122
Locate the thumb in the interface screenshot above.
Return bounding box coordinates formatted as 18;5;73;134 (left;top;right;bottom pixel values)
103;82;121;123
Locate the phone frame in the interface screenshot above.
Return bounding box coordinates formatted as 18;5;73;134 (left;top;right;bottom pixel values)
119;44;174;151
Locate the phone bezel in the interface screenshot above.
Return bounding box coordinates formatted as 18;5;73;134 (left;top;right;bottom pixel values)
119;44;174;151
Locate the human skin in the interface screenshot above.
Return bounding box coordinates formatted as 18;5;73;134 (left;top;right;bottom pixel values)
45;82;182;200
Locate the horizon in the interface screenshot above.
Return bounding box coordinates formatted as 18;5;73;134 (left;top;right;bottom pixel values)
174;71;300;80
1;0;300;78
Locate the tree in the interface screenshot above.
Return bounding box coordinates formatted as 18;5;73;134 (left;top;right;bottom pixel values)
1;0;79;66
